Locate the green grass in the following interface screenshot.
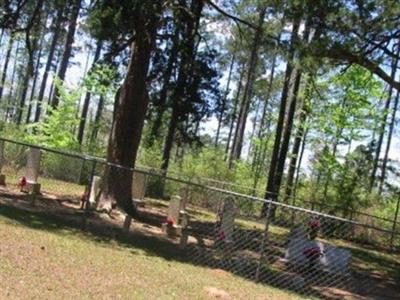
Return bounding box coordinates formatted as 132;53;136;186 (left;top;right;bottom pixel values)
0;204;307;300
3;167;85;198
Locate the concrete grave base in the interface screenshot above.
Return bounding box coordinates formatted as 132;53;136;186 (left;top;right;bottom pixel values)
133;199;145;208
162;223;183;237
21;182;41;194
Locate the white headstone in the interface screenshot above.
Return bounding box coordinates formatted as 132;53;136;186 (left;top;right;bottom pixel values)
132;172;146;200
89;176;101;205
167;195;182;225
320;246;351;274
285;238;350;274
0;140;4;173
26;148;41;183
218;199;235;241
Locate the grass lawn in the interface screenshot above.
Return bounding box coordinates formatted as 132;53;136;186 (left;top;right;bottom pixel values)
0;204;307;300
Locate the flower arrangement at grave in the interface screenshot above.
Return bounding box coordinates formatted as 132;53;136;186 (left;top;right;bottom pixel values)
307;218;321;240
17;176;27;189
162;217;175;227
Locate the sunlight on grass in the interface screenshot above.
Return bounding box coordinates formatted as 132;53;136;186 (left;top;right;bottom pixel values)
0;207;307;300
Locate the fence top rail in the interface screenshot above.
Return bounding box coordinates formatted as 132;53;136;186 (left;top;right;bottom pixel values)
1;137;398;237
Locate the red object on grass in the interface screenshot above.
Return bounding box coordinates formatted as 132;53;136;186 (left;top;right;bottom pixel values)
17;176;27;187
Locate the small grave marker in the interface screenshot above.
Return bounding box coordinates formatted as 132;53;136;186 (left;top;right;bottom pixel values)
162;195;189;237
132;172;146;207
218;199;236;242
22;148;41;193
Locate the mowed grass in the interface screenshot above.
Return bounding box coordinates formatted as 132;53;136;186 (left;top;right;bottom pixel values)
0;205;307;300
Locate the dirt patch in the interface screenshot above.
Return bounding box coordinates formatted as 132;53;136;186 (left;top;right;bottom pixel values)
211;269;230;278
204;286;231;299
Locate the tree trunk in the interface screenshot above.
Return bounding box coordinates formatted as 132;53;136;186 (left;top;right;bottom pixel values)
0;33;14;101
215;50;236;147
51;0;81;108
379;44;400;194
4;38;20;122
34;6;64;122
225;65;245;155
229;7;266;165
251;54;276;170
146;24;180;148
98;3;162;216
26;28;46;124
77;40;103;144
160;0;203;174
370;53;398;191
284;76;312;202
262;18;300;216
89;95;104;146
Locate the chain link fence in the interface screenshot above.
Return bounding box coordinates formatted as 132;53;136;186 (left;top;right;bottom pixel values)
0;137;399;299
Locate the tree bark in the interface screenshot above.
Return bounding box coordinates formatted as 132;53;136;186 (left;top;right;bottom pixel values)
98;3;162;216
51;0;81;108
77;40;103;144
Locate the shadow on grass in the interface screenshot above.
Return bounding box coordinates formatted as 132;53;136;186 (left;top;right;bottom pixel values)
0;197;398;300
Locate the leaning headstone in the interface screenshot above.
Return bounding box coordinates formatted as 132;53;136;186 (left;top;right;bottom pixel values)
0;140;5;185
132;172;146;208
22;147;41;193
87;176;101;209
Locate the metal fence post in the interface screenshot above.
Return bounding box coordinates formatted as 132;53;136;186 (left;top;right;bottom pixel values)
389;194;400;249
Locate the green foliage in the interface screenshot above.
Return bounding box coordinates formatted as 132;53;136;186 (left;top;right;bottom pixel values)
25;79;80;150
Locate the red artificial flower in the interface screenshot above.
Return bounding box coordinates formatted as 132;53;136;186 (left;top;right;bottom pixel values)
303;246;323;260
217;230;226;241
162;217;174;226
17;176;27;187
308;219;321;229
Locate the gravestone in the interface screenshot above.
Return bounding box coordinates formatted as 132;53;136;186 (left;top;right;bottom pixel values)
88;176;101;208
285;238;350;274
162;195;189;237
132;172;146;208
217;199;236;243
22;148;41;193
0;140;5;185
